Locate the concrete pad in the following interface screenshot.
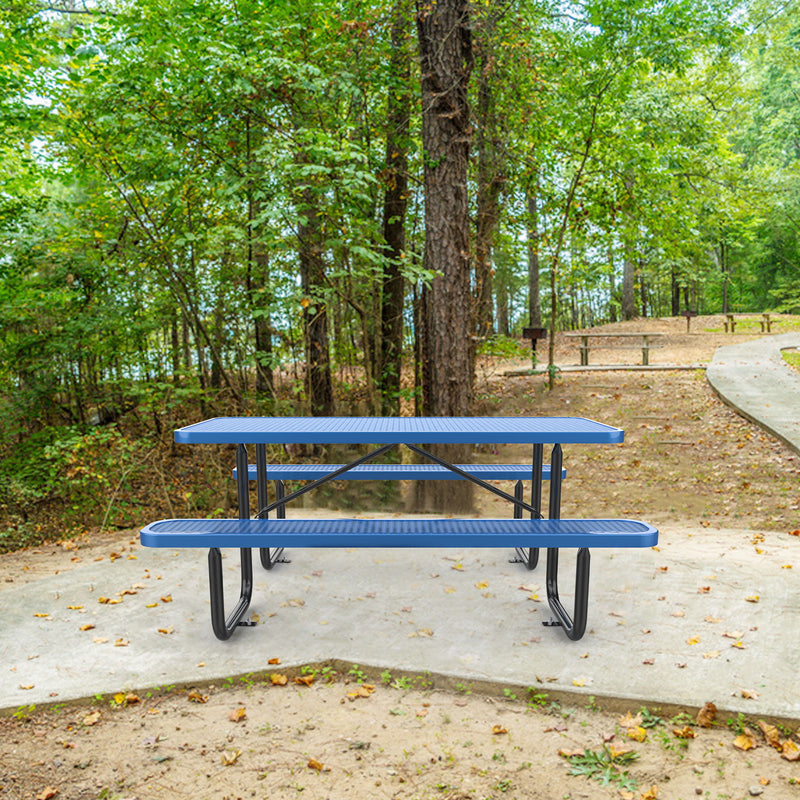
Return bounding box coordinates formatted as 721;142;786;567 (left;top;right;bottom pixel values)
3;515;798;721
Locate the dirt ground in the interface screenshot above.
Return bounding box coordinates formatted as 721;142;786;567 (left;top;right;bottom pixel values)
2;315;799;800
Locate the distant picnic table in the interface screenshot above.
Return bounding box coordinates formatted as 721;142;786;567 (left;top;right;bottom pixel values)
724;313;776;333
563;332;665;366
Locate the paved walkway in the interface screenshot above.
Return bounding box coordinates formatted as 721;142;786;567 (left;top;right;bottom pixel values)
2;335;799;721
707;332;800;455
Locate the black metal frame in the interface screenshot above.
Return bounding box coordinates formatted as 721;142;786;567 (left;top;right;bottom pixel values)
206;437;593;641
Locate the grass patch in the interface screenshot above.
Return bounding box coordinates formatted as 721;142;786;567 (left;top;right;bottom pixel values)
782;349;800;374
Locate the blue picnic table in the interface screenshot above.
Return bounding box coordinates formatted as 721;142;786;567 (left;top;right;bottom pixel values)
141;416;657;641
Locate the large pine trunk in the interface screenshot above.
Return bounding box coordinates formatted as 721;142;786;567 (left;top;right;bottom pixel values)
415;0;474;514
378;0;412;416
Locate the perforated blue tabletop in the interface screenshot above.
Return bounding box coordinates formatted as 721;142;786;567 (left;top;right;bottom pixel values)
174;416;623;445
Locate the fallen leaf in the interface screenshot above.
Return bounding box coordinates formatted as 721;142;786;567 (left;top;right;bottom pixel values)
723;631;744;639
268;657;281;665
451;563;463;571
610;746;634;761
702;651;720;659
756;720;781;749
82;710;101;727
475;581;489;589
221;749;241;765
36;788;58;800
492;725;508;735
160;595;172;603
67;605;83;610
745;595;759;603
572;678;585;687
733;733;756;751
697;702;717;727
34;613;50;618
19;684;35;690
187;690;209;703
781;740;800;761
307;757;329;771
545;722;569;733
698;586;711;594
627;726;647;742
618;712;643;728
558;748;584;758
346;684;375;701
640;786;659;800
741;689;760;699
671;610;685;617
704;615;721;623
416;709;428;718
228;707;247;723
673;727;696;739
270;674;288;686
92;637;109;644
97;597;111;604
79;624;95;631
157;627;174;635
114;638;129;647
686;635;700;645
294;675;315;687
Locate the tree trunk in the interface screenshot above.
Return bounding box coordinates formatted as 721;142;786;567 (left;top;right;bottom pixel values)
378;0;412;416
608;242;617;323
473;11;504;341
415;0;473;513
298;186;335;417
621;172;636;321
526;172;542;328
638;259;648;318
719;241;729;314
671;268;681;316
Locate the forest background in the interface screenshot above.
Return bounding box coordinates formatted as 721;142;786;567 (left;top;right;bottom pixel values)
0;0;798;547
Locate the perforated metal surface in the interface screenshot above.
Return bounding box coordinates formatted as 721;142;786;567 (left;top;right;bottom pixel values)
235;463;565;481
175;416;624;445
141;517;657;549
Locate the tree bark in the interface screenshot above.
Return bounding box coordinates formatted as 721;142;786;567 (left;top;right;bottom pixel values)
621;173;636;320
526;172;542;328
378;0;412;416
473;12;504;341
415;0;473;513
298;186;334;417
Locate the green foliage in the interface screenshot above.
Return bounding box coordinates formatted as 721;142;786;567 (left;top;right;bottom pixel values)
563;745;640;791
477;335;529;359
0;0;794;542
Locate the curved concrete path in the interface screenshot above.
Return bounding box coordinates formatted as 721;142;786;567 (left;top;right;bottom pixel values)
707;332;800;454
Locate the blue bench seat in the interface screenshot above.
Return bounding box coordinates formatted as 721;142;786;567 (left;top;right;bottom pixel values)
235;463;565;481
139;517;657;642
141;516;654;549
